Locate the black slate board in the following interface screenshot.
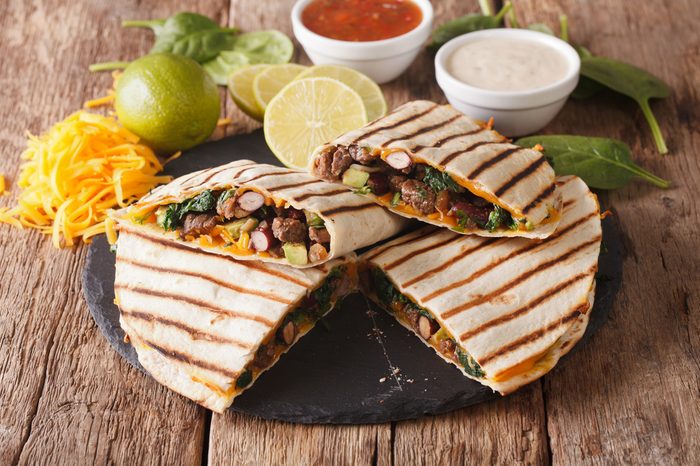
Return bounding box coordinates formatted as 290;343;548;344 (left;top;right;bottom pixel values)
82;130;623;424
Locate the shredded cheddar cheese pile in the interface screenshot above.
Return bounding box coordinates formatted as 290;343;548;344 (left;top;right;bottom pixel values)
0;111;172;248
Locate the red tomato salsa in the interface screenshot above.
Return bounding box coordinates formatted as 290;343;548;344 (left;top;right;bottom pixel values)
301;0;423;42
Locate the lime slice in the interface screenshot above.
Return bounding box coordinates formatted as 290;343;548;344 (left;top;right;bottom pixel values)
253;64;308;111
295;65;387;121
264;77;367;169
228;64;271;122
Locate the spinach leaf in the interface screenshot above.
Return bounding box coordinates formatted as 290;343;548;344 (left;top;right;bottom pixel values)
371;268;406;306
153;29;238;63
159;190;217;230
428;2;511;52
422;166;464;193
202;50;250;85
306;212;325;228
516;135;670;189
314;266;342;315
456;347;485;378
484;205;518;232
580;56;671;154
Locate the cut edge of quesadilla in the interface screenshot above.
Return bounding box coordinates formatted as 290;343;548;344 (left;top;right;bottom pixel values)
115;228;359;412
109;160;408;269
359;175;601;394
310;100;562;239
361;268;594;394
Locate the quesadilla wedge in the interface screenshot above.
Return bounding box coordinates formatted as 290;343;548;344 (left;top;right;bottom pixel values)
310;100;562;239
360;176;601;393
114;227;358;412
109;160;408;268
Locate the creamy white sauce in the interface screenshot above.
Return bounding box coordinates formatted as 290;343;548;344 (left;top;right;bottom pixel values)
447;38;569;91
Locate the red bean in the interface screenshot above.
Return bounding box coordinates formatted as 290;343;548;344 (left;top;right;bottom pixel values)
237;191;265;212
385;151;412;170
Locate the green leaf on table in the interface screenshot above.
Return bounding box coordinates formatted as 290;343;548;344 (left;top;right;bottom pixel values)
202;30;294;85
515;135;670;190
580;56;671;154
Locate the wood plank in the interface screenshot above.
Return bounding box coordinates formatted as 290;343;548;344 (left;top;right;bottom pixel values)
0;0;229;463
394;384;548;465
513;0;700;464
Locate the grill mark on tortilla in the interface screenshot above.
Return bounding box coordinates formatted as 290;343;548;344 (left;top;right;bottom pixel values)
401;238;501;288
231;164;260;180
440;235;601;318
522;183;556;214
562;199;575;210
384;234;463;271
494;156;547;197
198;164;246;185
293;188;349;202
116;281;277;327
459;270;593;341
116;256;294;304
320;202;380;217
438;140;502;165
467;147;522;179
421;211;597;302
238;169;291;184
121;309;253;349
363;227;438;261
268;179;324;192
478;304;587;366
121;229;312;287
144;339;241;379
413;127;486;153
383;114;462;147
351;103;439;144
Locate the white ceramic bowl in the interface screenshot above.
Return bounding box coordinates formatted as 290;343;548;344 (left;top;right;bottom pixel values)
435;29;581;136
291;0;433;84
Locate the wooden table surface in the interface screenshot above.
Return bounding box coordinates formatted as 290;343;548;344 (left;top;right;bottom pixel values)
1;0;698;464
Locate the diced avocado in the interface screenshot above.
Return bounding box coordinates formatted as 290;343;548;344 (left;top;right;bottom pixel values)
283;242;309;266
305;211;325;228
155;206;168;229
223;217;258;240
342;167;370;188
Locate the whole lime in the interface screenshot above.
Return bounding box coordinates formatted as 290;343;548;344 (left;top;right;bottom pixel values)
115;53;220;154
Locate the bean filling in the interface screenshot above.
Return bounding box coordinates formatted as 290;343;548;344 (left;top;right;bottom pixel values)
313;144;523;232
369;267;485;378
143;189;331;265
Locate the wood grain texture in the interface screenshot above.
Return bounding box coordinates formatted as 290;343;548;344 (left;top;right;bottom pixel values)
514;1;700;464
0;0;698;464
0;0;227;464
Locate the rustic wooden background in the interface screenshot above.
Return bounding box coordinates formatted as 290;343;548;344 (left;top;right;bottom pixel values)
0;0;698;464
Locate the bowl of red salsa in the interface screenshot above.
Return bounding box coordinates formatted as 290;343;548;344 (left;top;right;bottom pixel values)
292;0;433;83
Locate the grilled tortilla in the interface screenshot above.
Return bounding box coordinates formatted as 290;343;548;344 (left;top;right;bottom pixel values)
115;227;358;412
110;160;408;268
310;100;561;239
361;176;600;394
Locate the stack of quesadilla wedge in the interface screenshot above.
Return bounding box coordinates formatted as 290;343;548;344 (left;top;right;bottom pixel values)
115;227;358;412
360;176;601;393
110;159;408;268
310;100;561;239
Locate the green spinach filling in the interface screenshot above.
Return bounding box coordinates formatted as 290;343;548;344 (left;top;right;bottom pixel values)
370;268;484;378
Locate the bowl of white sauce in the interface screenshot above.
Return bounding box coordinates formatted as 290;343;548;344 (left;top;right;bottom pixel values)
435;28;581;136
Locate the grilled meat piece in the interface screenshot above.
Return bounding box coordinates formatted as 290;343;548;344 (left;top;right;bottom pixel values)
450;201;491;228
181;213;220;237
309;227;331;244
216;195;237;220
348;144;374;164
400;179;436;214
313;147;334;180
272;217;307;243
367;173;390;195
388;175;408;192
331;146;353;178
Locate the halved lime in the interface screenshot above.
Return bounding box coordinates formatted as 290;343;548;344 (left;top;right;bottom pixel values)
228;64;271;122
253;64;308;111
264;77;367;169
295;65;387;121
